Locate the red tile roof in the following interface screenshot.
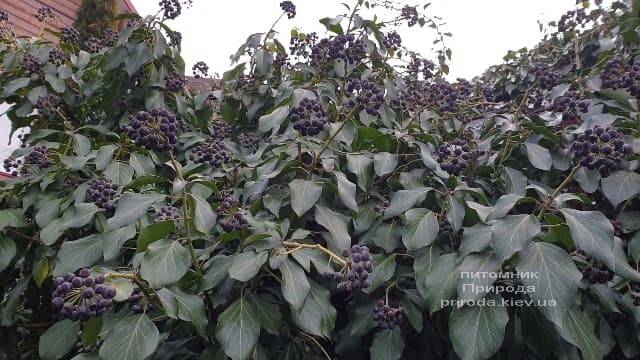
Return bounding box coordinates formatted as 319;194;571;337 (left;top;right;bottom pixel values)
0;0;137;40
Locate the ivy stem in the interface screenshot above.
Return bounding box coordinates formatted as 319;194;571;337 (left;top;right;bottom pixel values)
168;151;184;181
5;228;41;244
315;105;359;163
182;192;204;276
537;164;580;220
282;241;347;267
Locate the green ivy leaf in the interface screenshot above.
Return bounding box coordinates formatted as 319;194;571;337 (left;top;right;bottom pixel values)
215;294;260;360
202;254;232;290
502;167;527;196
102;224;137;261
402;209;439;251
601;170;640;207
228;251;268;282
99;314;159;360
258;105;289;134
370;328;405;360
136;221;175;253
334;171;358;212
314;205;351;252
366;254;397;293
289;179;323;217
279;258;310;309
383;187;432;220
491;214;540;262
373;152;398;176
125;43;151;76
555;307;603;360
516;242;582;325
0;235;16;272
104;161;134;187
248;293;284;335
346;154;373;191
55;235;103;276
39;319;80;360
107;193;166;230
560;209;614;264
292;280;336;338
525;143;552;170
457;251;500;302
140;239;191;288
191;193;217;234
449;294;508;360
423;253;459;314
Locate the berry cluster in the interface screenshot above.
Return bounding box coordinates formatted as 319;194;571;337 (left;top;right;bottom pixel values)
530;63;559;90
289;32;317;60
548;90;589;122
48;47;68;66
280;1;296;19
35;94;61;115
290;98;328;136
333;245;373;292
156;205;181;222
165;71;186;92
87;178;119;213
2;158;21;176
601;57;624;89
160;0;182;19
83;37;104;53
630;283;640;306
576;249;614;284
400;5;419;27
51;269;116;322
383;31;402;53
310;35;366;68
190;141;231;168
437;138;474;176
372;299;403;329
405;56;436;83
0;10;8;22
345;79;385;116
210;120;233;140
22;54;42;75
374;200;390;215
438;219;463;250
35;7;56;23
60;27;80;44
558;9;589;32
126;109;179;151
237;132;259;149
216;196;248;232
25;145;53;169
102;28;118;47
275;53;289;67
571;125;631;177
127;288;155;314
192;61;209;78
169;30;182;47
621;62;640;98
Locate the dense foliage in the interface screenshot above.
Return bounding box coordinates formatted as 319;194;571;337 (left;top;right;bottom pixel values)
1;0;640;359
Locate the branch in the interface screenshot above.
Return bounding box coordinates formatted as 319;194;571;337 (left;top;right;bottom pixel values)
537;165;580;220
282;241;347;267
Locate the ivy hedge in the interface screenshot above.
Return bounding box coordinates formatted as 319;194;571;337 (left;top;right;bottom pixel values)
1;0;640;359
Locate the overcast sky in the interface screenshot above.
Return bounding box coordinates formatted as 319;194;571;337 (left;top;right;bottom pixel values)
0;0;595;162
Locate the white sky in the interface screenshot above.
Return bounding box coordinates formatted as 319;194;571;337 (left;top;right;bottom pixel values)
0;0;593;161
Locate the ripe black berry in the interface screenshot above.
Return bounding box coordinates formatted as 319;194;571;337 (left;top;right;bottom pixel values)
2;158;21;176
87;178;119;213
101;28;118;47
35;94;61;115
190;141;231;168
209;120;233;140
216;196;247;232
83;37;104;53
25;145;53;169
156;205;181;222
126;108;180;151
530;63;559;90
280;1;296;19
237;132;259;150
571;125;630;177
127;287;155;314
0;10;8;22
165;71;186;92
383;31;402;53
192;61;209;78
48;48;68;66
333;245;373;292
345;79;384;116
401;5;419;27
60;27;80;44
35;7;56;23
372;299;403;329
51;269;116;322
290;98;328;136
22;54;42;75
310;35;365;68
160;0;182;19
437;138;474;176
576;249;614;284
